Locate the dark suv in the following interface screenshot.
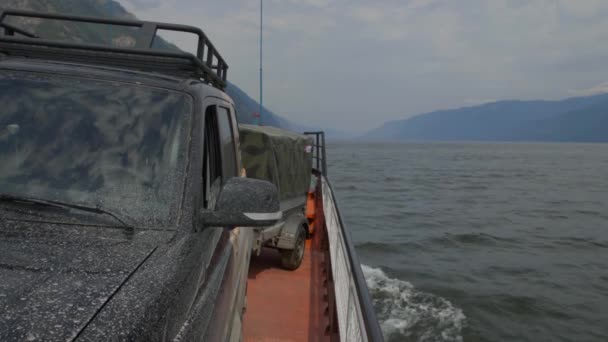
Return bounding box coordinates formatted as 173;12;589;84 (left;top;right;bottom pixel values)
0;10;281;341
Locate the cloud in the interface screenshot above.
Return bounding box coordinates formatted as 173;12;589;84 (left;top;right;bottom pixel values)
121;0;163;11
115;0;608;130
269;0;331;9
571;82;608;97
464;99;498;106
556;0;608;18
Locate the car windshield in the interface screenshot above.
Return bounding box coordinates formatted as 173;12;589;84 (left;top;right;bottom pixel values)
0;70;192;227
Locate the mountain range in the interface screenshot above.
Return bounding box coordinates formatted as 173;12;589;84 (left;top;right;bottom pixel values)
364;94;608;142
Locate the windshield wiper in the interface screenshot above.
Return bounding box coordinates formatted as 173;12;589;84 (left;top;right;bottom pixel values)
0;193;133;229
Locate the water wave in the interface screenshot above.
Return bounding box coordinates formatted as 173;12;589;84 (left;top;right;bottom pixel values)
362;265;467;342
333;143;608;341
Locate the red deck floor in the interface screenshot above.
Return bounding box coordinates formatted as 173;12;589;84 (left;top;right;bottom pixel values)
243;240;330;342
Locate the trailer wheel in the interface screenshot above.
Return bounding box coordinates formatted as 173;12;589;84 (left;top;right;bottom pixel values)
280;224;306;270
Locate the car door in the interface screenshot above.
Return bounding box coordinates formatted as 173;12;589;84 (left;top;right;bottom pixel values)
201;100;252;341
217;104;252;342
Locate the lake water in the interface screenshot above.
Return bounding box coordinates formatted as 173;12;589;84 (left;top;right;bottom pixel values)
327;142;608;342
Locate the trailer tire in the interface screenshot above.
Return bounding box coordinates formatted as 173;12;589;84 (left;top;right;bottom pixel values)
280;224;306;270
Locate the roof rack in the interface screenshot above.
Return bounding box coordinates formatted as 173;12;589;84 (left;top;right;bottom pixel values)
0;9;228;89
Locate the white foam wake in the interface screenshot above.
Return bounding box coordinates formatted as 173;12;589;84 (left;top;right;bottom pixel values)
362;265;467;342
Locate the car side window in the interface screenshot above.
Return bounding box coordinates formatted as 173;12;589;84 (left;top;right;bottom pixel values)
203;105;222;209
217;106;237;179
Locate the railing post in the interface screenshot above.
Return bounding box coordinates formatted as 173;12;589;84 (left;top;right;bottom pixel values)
321;132;327;177
316;134;321;171
304;131;327;176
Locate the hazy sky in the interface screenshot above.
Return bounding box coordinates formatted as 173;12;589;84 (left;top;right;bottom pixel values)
119;0;608;131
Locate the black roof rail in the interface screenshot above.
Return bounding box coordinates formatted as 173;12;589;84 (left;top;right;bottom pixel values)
0;9;228;89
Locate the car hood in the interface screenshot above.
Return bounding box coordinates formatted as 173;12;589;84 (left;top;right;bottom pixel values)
0;218;174;341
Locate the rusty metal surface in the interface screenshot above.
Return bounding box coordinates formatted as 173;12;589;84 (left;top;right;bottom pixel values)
243;239;330;342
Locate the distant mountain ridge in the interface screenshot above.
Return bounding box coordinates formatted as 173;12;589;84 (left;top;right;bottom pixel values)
1;0;293;129
365;94;608;142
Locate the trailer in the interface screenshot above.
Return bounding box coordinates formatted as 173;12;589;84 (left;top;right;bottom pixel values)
239;124;313;270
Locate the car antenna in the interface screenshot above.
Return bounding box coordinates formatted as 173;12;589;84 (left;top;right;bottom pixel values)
258;0;263;126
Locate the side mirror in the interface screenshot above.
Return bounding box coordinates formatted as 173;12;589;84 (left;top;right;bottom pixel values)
200;177;282;228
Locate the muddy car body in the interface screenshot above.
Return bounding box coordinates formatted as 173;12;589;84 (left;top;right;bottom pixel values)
0;10;280;341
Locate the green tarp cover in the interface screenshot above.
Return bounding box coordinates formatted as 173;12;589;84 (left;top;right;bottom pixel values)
239;124;313;202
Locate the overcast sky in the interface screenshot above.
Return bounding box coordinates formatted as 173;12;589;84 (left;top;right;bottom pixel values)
119;0;608;131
